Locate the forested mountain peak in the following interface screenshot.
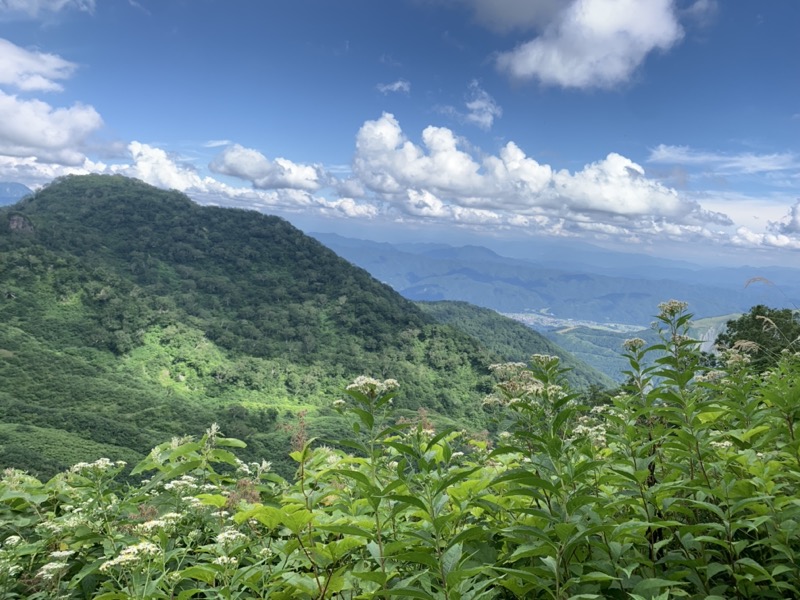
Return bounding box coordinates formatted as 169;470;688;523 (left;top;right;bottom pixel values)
0;174;607;477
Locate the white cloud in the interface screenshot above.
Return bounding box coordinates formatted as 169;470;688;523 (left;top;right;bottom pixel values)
0;0;95;18
648;144;798;174
682;0;718;26
496;0;683;89
769;199;800;235
376;79;411;94
0;38;78;92
209;144;324;191
0;153;105;184
122;141;209;192
0;90;103;164
352;112;725;232
437;81;502;130
202;139;232;148
319;197;378;218
464;80;501;130
732;226;800;250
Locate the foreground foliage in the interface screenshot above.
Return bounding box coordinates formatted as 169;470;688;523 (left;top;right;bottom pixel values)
2;302;800;598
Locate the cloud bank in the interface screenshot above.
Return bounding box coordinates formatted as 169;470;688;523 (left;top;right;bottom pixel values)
0;39;103;165
496;0;683;89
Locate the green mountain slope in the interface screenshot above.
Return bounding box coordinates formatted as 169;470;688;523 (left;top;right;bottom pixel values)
0;175;595;478
415;300;614;389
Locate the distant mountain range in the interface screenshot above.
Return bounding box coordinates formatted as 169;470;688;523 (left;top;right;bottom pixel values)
0;182;32;206
312;232;800;326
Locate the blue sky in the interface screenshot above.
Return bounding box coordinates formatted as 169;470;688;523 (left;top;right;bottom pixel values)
1;0;799;265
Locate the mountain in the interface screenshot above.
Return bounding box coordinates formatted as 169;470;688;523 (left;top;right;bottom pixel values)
0;174;605;477
312;233;796;325
415;300;614;390
0;181;32;206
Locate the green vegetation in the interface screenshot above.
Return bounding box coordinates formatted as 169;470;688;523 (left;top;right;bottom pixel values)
416;300;613;390
545;325;659;381
715;304;800;372
0;174;606;479
3;302;800;598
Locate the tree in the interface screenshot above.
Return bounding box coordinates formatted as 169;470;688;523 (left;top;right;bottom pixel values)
715;304;800;371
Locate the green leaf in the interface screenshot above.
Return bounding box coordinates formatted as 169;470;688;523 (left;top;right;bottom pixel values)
317;524;374;539
386;494;428;512
209;448;239;466
196;493;228;508
180;564;218;585
434;467;480;497
215;436;247;448
375;587;435;599
442;542;462;578
234;503;285;529
632;578;686;594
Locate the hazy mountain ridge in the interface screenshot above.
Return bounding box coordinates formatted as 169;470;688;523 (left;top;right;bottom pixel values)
0;181;32;206
313;232;798;325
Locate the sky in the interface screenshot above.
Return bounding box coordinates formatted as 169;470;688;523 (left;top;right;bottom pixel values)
1;0;799;266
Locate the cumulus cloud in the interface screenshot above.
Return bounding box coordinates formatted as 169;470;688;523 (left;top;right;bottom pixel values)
648;144;798;174
0;38;78;92
319;197;378;218
122;142;210;192
438;81;502;130
0;90;103;164
0;153;105;184
732;226;800;250
769;199;800;235
115;141;379;218
353;112;730;234
376;79;411;94
0;0;95;18
209;144;324;191
496;0;683;89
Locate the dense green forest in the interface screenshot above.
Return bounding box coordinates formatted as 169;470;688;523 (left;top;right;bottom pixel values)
0;174;606;478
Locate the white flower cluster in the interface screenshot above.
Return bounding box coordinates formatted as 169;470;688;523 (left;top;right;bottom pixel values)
658;299;689;318
69;458;126;475
1;468;40;490
622;338;646;352
164;474;199;493
36;560;68;581
99;542;161;573
235;458;272;478
216;527;247;548
695;370;726;383
0;558;21;579
135;512;182;535
346;376;399;397
572;417;608;447
530;354;560;370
